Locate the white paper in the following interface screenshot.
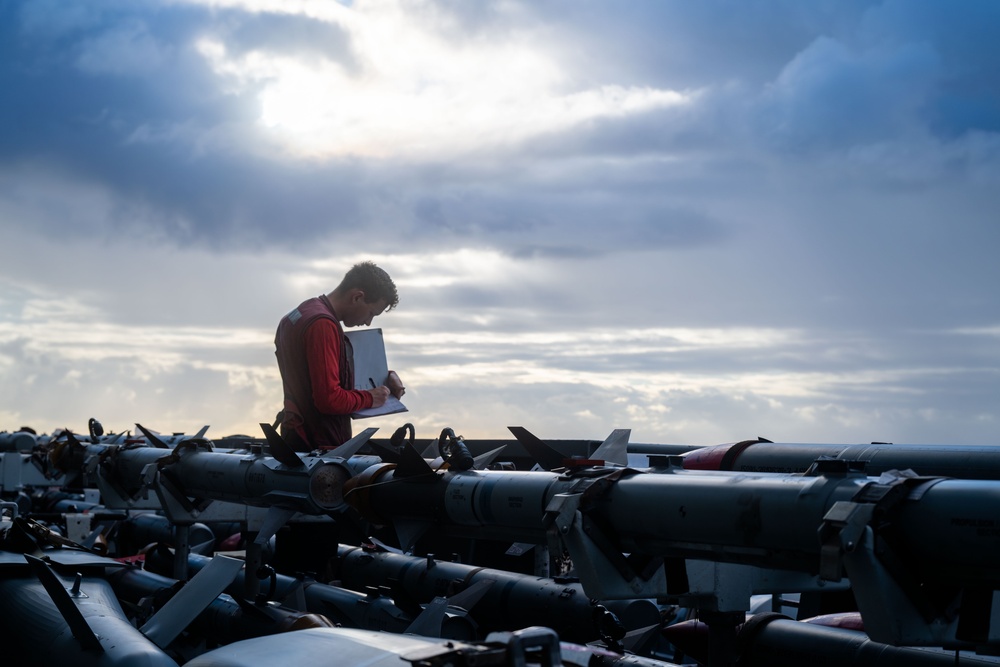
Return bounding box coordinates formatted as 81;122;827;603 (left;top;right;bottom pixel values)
345;328;408;419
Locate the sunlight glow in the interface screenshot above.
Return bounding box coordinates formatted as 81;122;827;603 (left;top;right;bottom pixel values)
190;0;693;158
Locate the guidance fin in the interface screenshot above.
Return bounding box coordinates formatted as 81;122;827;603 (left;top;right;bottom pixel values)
258;423;305;468
591;429;631;466
24;555;104;652
140;554;245;648
508;426;564;471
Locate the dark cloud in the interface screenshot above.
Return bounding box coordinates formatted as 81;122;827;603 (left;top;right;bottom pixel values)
0;0;372;249
754;37;942;150
404;185;729;257
749;1;1000;151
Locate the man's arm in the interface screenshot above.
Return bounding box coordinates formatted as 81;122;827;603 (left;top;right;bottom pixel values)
304;319;381;413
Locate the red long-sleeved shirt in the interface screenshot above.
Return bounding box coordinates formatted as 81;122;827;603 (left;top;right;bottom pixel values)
304;318;373;414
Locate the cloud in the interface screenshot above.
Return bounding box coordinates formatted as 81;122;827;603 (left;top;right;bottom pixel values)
755;36;942;149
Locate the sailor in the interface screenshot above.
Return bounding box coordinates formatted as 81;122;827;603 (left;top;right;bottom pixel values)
274;261;405;451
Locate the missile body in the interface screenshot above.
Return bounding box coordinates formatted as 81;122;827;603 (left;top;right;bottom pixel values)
142;548;479;639
98;445;345;512
682;440;1000;479
108;564;336;648
335;544;661;644
48;440;381;516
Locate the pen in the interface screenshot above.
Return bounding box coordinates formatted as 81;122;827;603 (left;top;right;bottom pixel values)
368;377;377;389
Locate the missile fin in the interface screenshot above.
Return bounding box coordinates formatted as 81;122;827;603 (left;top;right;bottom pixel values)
367;440;402;463
419;439;439;458
254;506;297;546
394;518;432;553
136;423;169;448
508;426;564;471
505;542;535;557
24;554;104;653
394;441;436;478
140;554;245;648
81;524;106;550
280;580;309;612
405;596;449;637
591;429;631;466
473;445;507;470
328;427;379;460
367;536;404;554
620;623;664;656
258;423;305;468
443;578;494;612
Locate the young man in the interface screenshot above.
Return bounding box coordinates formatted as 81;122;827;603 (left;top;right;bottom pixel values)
274;261;405;451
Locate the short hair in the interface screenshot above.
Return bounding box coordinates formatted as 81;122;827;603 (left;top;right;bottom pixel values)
337;261;399;310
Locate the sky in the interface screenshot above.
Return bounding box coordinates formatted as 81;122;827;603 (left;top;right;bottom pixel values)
1;0;998;448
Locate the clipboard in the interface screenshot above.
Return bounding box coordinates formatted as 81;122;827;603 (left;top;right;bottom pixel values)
344;328;408;419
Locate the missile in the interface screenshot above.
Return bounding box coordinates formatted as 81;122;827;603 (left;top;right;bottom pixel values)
102;442;350;513
141;546;488;641
334;543;662;645
45;425;382;517
143;545;659;648
343;450;1000;648
42;425;386;586
682;438;1000;479
107;562;338;649
344;457;1000;578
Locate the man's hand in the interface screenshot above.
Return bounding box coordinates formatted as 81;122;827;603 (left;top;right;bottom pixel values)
368;385;390;408
386;370;406;399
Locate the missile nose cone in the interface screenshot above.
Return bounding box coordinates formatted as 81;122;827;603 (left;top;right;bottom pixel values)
283;613;338;632
802;612;865;631
661;619;710;664
218;532;242;551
